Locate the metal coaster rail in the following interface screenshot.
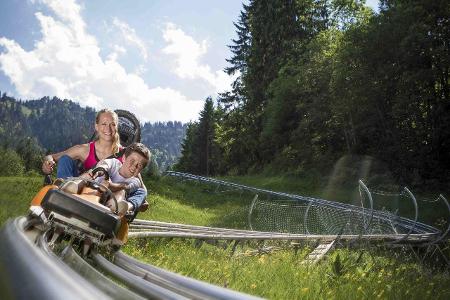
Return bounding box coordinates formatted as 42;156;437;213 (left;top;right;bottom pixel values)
164;171;442;240
0;217;262;300
0;217;107;299
128;219;435;243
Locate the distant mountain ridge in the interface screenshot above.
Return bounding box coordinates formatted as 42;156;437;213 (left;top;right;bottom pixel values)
0;93;187;171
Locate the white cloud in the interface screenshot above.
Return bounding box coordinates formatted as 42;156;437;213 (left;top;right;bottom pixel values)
162;22;236;94
107;44;127;61
112;18;149;61
0;0;202;122
134;64;148;76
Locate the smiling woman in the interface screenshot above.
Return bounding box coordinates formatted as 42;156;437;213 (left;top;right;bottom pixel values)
41;108;122;178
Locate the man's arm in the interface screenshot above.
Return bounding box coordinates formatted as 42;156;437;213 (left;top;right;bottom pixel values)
107;177;140;193
137;173;147;192
106;181;128;192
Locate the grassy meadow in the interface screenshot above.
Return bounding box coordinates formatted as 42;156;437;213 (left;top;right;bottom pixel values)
0;175;449;299
0;177;43;224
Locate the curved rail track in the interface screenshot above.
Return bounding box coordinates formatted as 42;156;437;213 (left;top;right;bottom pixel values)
0;217;262;299
165;171;446;241
129;219;436;244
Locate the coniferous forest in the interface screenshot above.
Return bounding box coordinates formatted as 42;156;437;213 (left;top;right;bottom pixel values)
175;0;449;190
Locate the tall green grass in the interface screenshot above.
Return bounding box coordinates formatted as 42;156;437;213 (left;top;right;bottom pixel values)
0;177;42;225
124;238;449;300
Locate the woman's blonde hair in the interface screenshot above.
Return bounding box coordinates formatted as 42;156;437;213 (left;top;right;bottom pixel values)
95;108;121;154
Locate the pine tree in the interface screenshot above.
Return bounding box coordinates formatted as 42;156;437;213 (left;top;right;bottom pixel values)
174;122;200;173
197;97;216;176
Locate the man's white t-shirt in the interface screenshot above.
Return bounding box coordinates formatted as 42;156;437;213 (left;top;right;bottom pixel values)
95;158;141;193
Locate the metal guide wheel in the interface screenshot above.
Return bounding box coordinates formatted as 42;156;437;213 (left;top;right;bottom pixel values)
115;109;141;147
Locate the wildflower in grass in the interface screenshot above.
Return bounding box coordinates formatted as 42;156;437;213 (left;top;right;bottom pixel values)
258;255;266;264
251;283;257;289
301;287;309;293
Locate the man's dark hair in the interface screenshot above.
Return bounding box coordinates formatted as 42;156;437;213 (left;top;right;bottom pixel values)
124;142;151;167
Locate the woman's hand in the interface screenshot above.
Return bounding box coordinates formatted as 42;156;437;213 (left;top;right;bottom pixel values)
41;155;55;175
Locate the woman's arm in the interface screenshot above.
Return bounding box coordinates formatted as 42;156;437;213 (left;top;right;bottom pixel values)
41;144;89;174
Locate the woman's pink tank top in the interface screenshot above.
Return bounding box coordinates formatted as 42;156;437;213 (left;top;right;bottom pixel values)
83;142;123;169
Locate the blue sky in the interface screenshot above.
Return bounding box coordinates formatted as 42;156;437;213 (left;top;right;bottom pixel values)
0;0;379;123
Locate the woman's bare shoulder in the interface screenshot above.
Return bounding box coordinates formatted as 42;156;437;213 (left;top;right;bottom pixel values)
66;143;90;160
71;143;89;151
